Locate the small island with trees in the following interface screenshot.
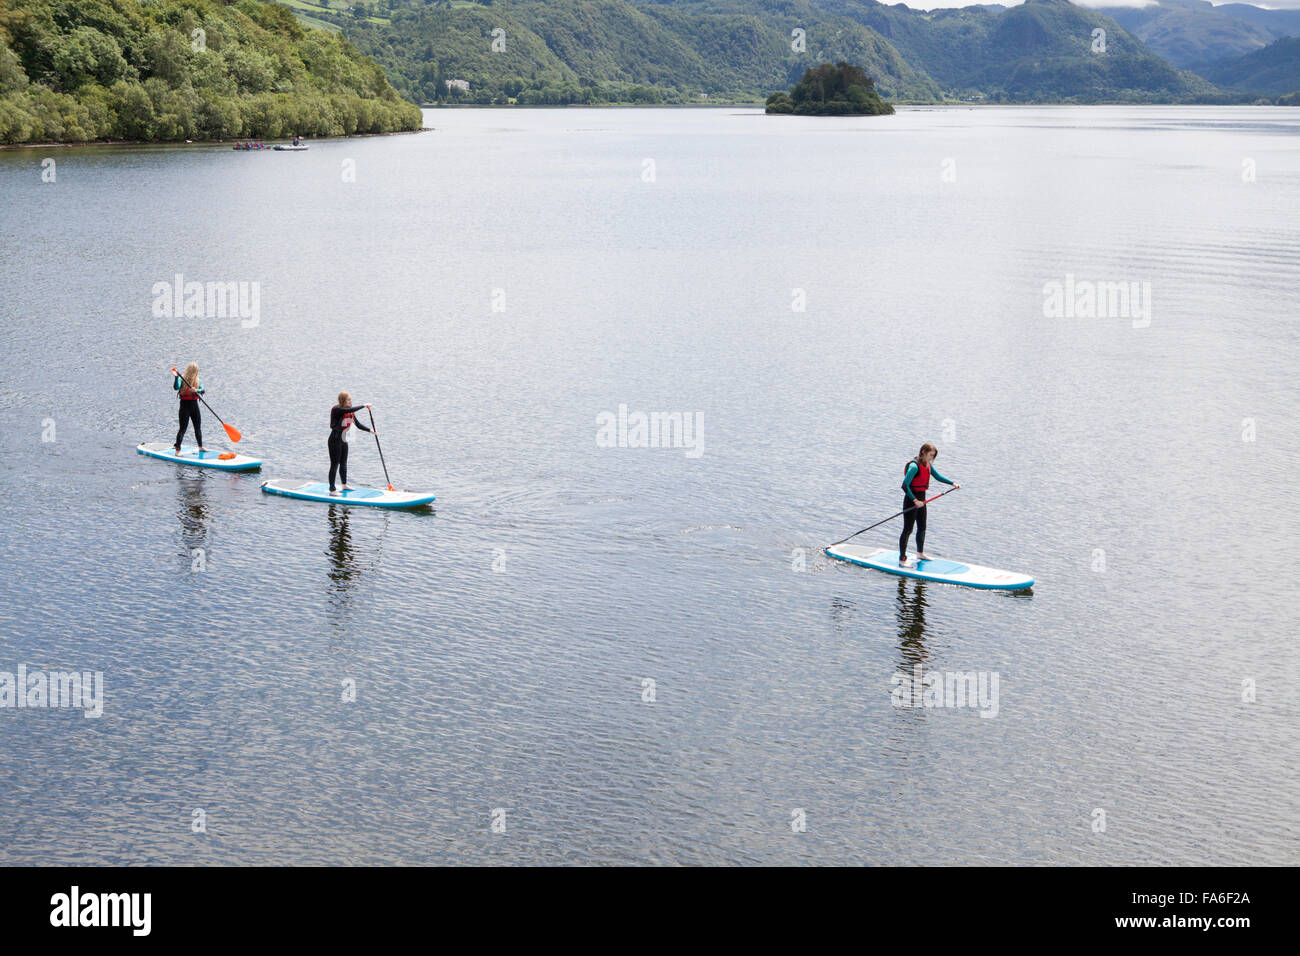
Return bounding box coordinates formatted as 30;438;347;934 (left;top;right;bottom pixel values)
765;62;895;116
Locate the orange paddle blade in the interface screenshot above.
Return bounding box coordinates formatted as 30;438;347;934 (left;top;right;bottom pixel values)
387;485;395;492
223;423;242;443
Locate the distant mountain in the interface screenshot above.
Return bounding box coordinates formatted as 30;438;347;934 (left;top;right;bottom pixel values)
283;0;1221;105
1190;35;1300;96
1091;0;1300;67
638;1;941;100
800;0;1217;101
1215;3;1300;40
327;0;941;104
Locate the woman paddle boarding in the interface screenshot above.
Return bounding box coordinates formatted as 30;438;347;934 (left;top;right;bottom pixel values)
328;392;373;494
900;443;960;565
173;363;206;453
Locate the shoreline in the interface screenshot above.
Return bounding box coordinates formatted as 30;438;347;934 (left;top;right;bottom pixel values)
419;99;1274;110
4;100;1289;148
0;127;430;152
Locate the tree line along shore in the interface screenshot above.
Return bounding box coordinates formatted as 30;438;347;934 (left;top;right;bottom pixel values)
0;0;422;146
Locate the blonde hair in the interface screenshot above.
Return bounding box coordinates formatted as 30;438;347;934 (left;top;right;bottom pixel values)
338;391;351;407
183;363;199;388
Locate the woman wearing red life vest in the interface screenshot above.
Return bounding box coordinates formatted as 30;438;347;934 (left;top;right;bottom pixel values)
328;391;373;494
900;443;960;565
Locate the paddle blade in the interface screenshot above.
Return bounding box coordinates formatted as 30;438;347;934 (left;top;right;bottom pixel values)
223;422;242;443
387;485;395;492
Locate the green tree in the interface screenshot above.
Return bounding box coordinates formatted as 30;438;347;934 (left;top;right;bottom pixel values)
764;91;792;113
0;38;29;93
0;0;421;143
53;26;131;90
110;80;156;139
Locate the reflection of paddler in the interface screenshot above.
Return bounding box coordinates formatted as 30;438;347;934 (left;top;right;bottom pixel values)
895;578;929;670
177;475;211;559
327;505;356;586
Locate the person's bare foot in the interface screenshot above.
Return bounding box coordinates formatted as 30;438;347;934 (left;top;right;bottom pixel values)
917;552;930;560
899;556;909;566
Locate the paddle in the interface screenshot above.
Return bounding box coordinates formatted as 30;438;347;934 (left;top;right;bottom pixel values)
171;367;241;443
829;486;960;548
367;407;395;491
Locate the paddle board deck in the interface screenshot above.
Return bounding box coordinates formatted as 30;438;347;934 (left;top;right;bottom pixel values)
261;480;435;509
137;442;262;471
825;545;1033;590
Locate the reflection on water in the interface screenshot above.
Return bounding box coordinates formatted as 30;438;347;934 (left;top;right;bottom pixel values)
176;474;211;569
326;504;358;625
896;577;929;671
325;506;390;629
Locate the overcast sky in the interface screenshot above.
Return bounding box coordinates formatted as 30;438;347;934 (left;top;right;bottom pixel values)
907;1;1300;9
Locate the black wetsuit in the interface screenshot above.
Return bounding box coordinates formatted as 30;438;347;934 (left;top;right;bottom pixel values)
173;375;204;449
900;496;927;559
899;460;954;560
328;404;371;490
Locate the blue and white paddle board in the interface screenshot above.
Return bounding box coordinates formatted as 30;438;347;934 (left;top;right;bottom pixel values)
261;479;435;509
137;442;262;472
825;545;1033;591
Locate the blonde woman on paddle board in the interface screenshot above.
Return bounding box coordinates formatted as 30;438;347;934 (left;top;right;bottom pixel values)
900;443;959;565
173;362;205;453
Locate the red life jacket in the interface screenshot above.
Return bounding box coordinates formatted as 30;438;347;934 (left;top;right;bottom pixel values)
178;380;200;400
331;405;359;436
907;459;930;496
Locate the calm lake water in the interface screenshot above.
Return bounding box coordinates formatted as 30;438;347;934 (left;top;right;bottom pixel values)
1;106;1297;865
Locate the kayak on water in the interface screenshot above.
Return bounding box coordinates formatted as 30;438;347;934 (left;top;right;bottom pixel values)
137;442;262;472
825;544;1033;591
261;480;435;509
